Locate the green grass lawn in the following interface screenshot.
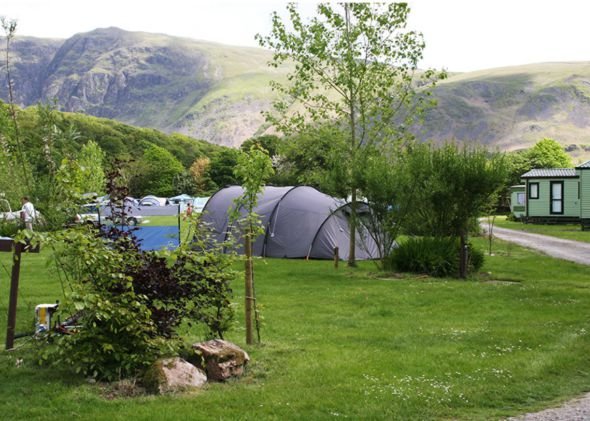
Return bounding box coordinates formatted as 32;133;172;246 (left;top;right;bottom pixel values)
492;215;590;243
1;237;589;420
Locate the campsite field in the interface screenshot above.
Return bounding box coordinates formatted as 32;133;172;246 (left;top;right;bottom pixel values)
492;216;590;243
1;237;589;420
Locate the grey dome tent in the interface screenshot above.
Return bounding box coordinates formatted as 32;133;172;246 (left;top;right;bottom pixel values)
200;186;379;260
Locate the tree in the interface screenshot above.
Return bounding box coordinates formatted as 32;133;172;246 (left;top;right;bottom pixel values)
131;144;184;197
505;138;572;201
505;150;531;186
189;157;215;194
407;143;508;278
357;145;417;268
526;138;572;169
277;124;347;194
240;135;282;158
207;148;242;190
172;171;196;195
257;3;444;266
232;146;274;344
78;140;106;195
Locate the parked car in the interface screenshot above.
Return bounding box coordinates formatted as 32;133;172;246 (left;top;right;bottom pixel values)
75;204;143;227
74;203;101;225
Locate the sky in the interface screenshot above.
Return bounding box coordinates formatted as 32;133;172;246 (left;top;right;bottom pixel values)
3;0;590;72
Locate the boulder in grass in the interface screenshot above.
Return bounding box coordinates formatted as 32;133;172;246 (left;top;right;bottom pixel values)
192;339;250;381
143;357;207;394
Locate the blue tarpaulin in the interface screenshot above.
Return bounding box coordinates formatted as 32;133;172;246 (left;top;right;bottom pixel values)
132;226;179;251
105;226;180;251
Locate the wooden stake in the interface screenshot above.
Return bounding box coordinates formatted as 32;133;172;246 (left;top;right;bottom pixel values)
5;242;22;350
244;230;254;345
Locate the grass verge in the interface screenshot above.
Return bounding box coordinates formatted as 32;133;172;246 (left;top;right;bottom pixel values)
0;236;589;420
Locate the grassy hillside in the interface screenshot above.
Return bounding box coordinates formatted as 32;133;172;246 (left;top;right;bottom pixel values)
3;28;590;155
426;62;590;163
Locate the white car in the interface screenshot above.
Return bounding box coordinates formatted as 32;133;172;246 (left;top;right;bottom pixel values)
75;204;143;226
75;203;101;225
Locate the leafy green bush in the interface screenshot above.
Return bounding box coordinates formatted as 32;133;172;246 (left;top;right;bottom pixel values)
0;219;20;237
385;237;484;277
37;171;235;381
39;223;235;381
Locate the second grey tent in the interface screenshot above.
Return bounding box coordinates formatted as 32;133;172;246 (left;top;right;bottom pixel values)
200;185;379;260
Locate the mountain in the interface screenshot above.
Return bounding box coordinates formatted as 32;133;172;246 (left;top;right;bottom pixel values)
1;27;288;147
3;27;590;156
422;63;590;161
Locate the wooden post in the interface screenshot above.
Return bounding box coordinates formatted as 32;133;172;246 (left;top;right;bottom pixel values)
244;229;254;345
333;246;339;269
5;242;23;350
177;204;181;245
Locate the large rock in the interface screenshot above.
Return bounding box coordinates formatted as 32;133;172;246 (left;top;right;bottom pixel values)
192;339;250;381
143;357;207;394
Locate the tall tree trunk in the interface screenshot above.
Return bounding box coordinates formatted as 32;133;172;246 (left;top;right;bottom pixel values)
244;228;254;344
345;3;357;268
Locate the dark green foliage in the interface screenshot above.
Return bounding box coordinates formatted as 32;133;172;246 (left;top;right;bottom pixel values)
385;237;484;277
275;125;348;195
40;227;171;381
506;138;572;186
506;150;532;186
130;144;184;197
8;103;221;171
526;138;572;169
405;143;508;238
240;135;281;157
468;244;485;271
207;148;243;189
172;171;197;196
0;219;20;237
356;145;415;266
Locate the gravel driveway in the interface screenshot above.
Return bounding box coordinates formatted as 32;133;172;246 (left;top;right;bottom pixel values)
484;225;590;266
482;224;590;420
507;392;590;421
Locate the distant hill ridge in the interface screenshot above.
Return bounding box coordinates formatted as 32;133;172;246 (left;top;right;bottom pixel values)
2;27;590;155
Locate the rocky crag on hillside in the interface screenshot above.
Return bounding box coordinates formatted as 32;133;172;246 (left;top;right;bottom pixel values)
0;27;285;147
3;27;590;153
422;63;590;157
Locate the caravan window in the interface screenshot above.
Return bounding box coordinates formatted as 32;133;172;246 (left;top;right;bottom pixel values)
550;181;564;215
529;183;539;199
516;192;525;205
